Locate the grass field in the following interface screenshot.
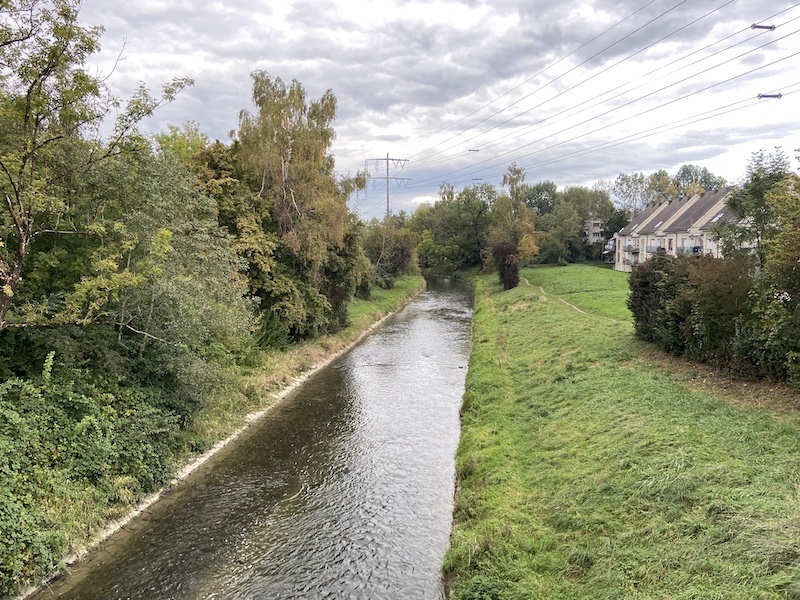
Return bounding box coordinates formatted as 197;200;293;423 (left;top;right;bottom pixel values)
444;264;800;599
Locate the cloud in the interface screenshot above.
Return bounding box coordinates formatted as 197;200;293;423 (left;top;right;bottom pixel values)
77;0;800;220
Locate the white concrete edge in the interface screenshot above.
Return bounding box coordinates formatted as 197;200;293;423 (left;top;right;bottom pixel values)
17;294;419;600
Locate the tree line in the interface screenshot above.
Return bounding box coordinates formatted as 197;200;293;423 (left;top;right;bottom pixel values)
0;1;409;593
378;161;727;290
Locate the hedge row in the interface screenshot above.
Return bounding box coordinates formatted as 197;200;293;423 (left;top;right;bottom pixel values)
627;253;800;386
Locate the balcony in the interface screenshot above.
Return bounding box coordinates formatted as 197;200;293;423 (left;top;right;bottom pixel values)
623;245;640;253
676;246;704;255
647;246;666;254
623;258;639;266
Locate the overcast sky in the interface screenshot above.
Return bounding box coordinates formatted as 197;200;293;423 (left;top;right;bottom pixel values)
78;0;800;220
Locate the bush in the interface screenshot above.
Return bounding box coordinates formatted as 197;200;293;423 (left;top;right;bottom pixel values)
492;242;520;290
732;276;800;384
683;254;754;364
626;252;800;384
627;253;691;354
0;348;190;594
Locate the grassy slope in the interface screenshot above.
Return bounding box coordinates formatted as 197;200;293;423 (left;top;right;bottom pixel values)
444;264;800;600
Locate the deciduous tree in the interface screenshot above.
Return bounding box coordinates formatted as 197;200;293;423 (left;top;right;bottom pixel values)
232;71;367;338
0;0;190;330
717;148;791;265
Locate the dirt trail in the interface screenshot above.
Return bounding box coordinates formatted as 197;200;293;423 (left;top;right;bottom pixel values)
520;277;586;314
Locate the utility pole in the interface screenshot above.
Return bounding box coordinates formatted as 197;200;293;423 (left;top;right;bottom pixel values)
367;153;410;218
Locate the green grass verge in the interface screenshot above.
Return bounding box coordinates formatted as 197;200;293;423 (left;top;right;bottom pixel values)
444;265;800;599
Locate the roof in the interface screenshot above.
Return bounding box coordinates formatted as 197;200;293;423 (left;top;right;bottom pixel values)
618;201;666;236
617;187;737;237
666;189;722;232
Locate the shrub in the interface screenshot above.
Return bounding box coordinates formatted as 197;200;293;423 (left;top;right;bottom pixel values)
683;254;755;364
492;242;520;290
627;253;691;353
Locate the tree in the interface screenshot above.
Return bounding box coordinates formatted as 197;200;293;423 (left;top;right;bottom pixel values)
492;241;519;290
537;200;582;264
533;185;613;263
646;169;678;204
488;165;537;264
523;180;558;216
232;71;367;338
154;121;210;165
716;148;791;266
410;181;493;274
362;217;419;287
764;173;800;300
673;164;727;197
612;172;651;216
736;173;800;385
604;206;632;238
0;0;190;330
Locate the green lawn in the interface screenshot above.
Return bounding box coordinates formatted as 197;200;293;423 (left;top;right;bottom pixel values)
444;264;800;599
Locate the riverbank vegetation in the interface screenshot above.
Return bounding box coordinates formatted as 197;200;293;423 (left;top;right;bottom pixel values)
0;1;421;595
0;273;423;598
445;264;800;599
628;149;800;390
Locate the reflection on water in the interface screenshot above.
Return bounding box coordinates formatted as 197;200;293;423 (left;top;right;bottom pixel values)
33;277;473;600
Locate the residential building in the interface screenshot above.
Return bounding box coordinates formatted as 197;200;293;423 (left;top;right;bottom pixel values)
613;187;738;273
583;219;605;242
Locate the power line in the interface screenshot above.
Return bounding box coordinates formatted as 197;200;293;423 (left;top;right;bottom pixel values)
410;78;799;192
451;86;799;187
410;0;800;173
409;0;745;171
406;30;800;189
400;0;663;161
405;0;696;167
353;5;800;219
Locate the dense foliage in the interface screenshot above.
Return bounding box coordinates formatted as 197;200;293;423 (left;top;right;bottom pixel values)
0;2;379;595
628;150;800;388
491;242;519;290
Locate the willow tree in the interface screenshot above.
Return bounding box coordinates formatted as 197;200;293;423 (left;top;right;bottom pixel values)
0;0;190;330
233;71;367;338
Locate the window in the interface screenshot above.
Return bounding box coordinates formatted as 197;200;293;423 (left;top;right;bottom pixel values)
668;238;673;251
593;232;601;238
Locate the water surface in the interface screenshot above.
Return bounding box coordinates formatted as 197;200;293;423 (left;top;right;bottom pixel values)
35;277;473;599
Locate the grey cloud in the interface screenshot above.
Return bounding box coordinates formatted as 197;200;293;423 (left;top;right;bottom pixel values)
76;0;800;222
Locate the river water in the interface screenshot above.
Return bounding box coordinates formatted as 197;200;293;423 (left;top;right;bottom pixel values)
33;277;473;600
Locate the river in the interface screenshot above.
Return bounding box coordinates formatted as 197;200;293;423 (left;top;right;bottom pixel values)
32;276;473;600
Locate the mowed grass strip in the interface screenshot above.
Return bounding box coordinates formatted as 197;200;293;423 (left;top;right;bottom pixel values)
445;264;800;600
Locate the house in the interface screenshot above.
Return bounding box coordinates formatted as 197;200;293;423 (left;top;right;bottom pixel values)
613;187;739;273
583;219;605;242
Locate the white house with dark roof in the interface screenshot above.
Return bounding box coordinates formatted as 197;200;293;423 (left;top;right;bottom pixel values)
613;187;738;273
